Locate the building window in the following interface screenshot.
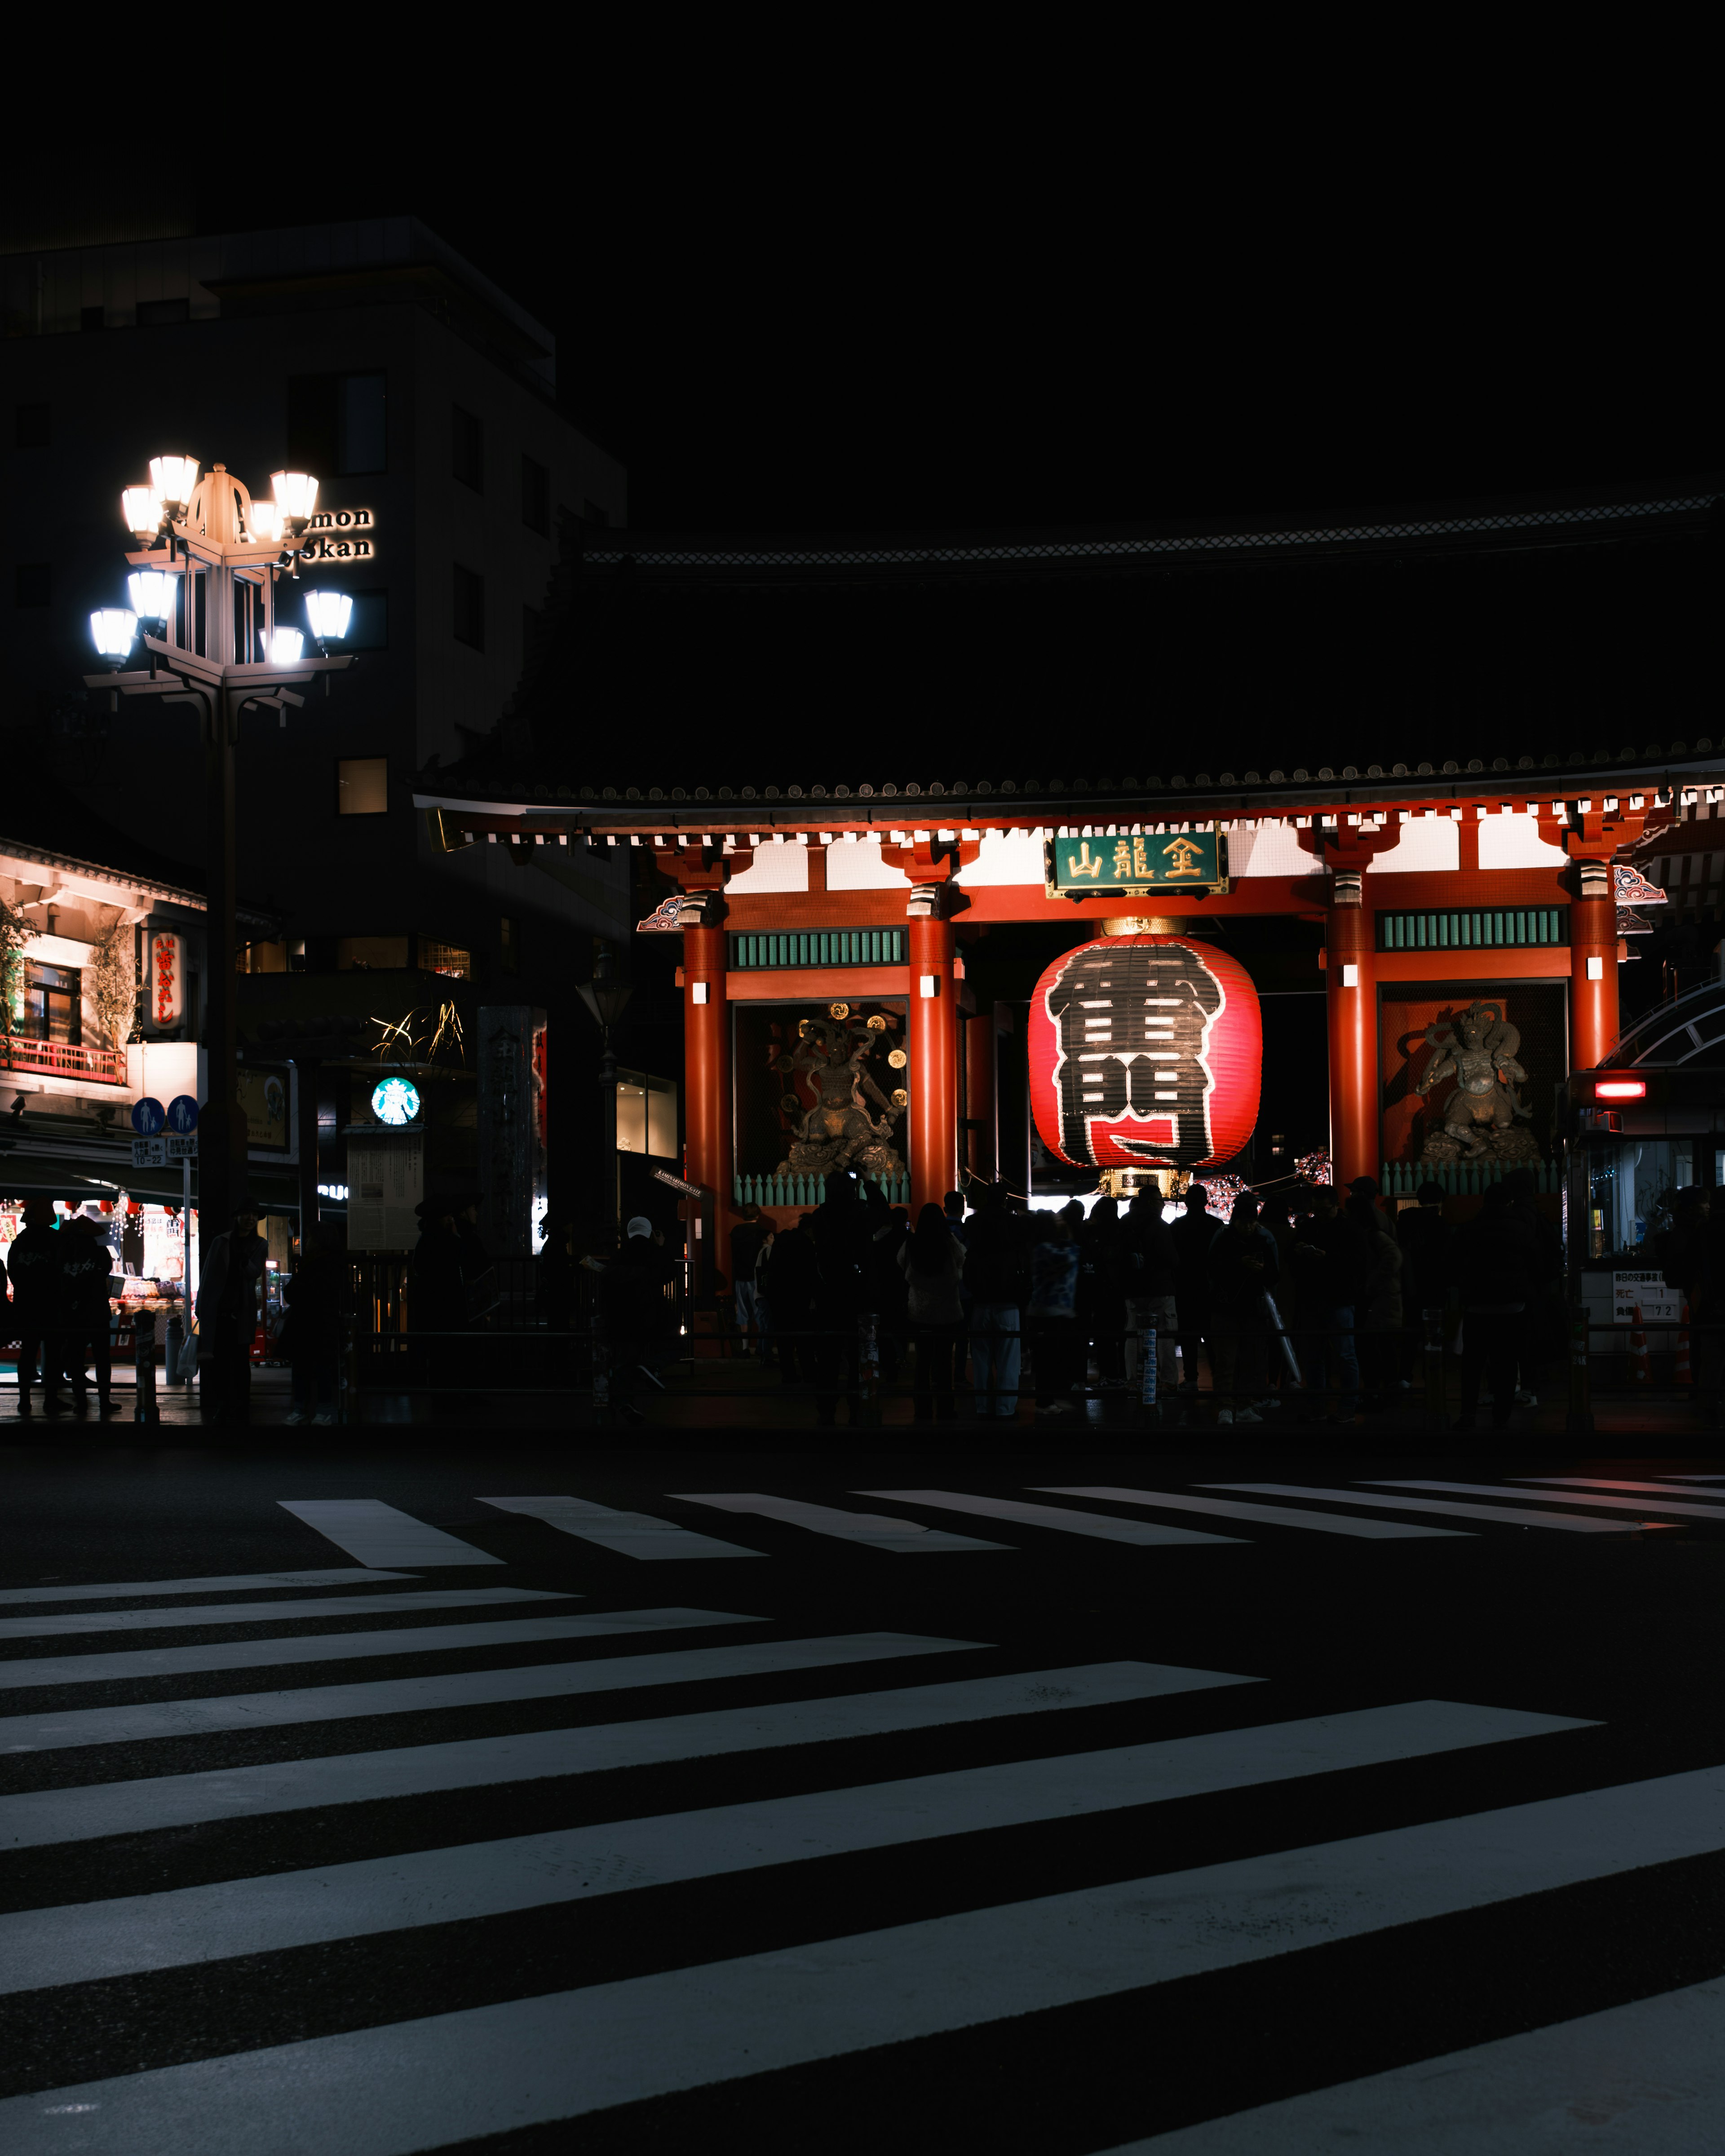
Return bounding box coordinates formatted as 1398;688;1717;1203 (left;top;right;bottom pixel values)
237;941;289;974
337;374;387;475
14;564;51;608
420;940;473;980
19;962;80;1044
343;591;389;651
337;936;410;971
581;498;610;527
336;758;389;815
500;916;519;974
452;406;483;492
14;402;49;448
288;373;389;476
80;306;104;333
453;564;485;650
137;296;190;327
521;454;550;535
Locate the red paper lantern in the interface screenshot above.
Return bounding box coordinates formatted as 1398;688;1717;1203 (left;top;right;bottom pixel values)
1028;934;1261;1170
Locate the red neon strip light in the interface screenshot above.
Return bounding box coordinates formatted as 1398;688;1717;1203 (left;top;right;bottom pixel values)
1594;1079;1646;1100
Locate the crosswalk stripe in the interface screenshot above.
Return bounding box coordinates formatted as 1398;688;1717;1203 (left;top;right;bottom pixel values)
0;1570;416;1608
1203;1483;1638;1533
0;1612;742;1695
0;1699;1588;1995
9;1763;1719;2150
0;1586;568;1645
1103;1976;1725;2151
671;1493;1011;1551
276;1501;504;1567
0;1661;1245;1850
478;1494;761;1559
1500;1483;1725;1518
856;1490;1243;1546
1031;1487;1469;1539
6;1616;908;1753
1368;1480;1725;1524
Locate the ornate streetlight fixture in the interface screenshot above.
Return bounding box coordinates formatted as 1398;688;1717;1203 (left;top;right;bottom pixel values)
83;456;355;1250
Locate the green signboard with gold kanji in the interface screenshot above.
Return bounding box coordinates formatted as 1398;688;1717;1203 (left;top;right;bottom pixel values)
1045;828;1227;896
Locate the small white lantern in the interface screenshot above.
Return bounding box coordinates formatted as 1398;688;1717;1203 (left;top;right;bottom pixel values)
90;608;138;659
248;499;283;543
269;627;305;665
127;570;173;621
270;471;319;527
148;455;199;511
121;487;163;540
304;589;353;642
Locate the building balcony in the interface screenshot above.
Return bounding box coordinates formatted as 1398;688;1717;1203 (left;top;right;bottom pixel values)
1;1037;128;1087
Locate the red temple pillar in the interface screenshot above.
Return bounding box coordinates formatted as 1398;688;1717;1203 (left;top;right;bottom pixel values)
1568;858;1619;1069
965;1008;997;1182
681;900;730;1295
1326;867;1379;1189
908;897;958;1214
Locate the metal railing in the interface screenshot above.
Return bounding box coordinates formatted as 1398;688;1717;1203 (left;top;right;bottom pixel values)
0;1037;128;1084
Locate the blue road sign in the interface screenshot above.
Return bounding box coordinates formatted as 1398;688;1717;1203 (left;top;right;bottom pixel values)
166;1096;200;1134
131;1097;165;1137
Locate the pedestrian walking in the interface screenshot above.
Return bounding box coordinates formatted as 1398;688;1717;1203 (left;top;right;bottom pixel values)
1207;1192;1279;1425
1119;1187;1179;1400
284;1222;346;1425
195;1202;268;1427
1290;1189;1365;1423
7;1197;69;1416
810;1171;872;1426
1349;1191;1404;1412
1396;1180;1453;1384
964;1183;1027;1420
1028;1210;1083;1416
897;1202;967;1421
1453;1183;1539;1431
1171;1184;1221;1397
60;1216;119;1417
730;1204;769;1355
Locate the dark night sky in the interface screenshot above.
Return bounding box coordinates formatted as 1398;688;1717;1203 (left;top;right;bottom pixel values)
187;143;1715;535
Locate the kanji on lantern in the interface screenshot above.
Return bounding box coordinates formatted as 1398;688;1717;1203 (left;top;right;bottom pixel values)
1027;934;1261;1170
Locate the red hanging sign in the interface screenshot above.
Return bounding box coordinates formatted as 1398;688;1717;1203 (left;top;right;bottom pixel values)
151;932;184;1027
1028;934;1261;1170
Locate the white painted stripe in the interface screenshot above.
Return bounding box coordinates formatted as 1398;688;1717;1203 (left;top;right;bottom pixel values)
1034;1487;1469;1540
1663;1474;1725;1482
276;1501;503;1567
0;1700;1588;1994
0;1628;962;1754
0;1661;1243;1850
672;1493;1010;1551
0;1611;747;1695
0;1587;568;1644
1106;1978;1725;2152
859;1490;1242;1546
1510;1477;1725;1503
8;1764;1719;2152
478;1494;761;1559
1203;1483;1637;1533
0;1570;416;1608
1368;1478;1725;1523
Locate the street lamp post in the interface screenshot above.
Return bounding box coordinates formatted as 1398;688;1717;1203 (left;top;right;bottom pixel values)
84;458;354;1264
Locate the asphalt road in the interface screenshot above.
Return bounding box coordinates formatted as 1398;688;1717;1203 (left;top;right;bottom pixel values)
2;1442;1723;2153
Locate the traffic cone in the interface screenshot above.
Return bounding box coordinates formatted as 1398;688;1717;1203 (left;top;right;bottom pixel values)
1675;1303;1693;1387
1628;1305;1651;1386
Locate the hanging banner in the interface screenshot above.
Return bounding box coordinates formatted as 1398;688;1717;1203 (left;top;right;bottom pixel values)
150;932;184;1027
1028;934;1261;1170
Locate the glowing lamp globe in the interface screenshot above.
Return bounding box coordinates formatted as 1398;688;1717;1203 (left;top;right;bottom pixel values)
269;627;305;665
1028;933;1261;1171
127;570;173;621
89;608;138;660
304;589;353;641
